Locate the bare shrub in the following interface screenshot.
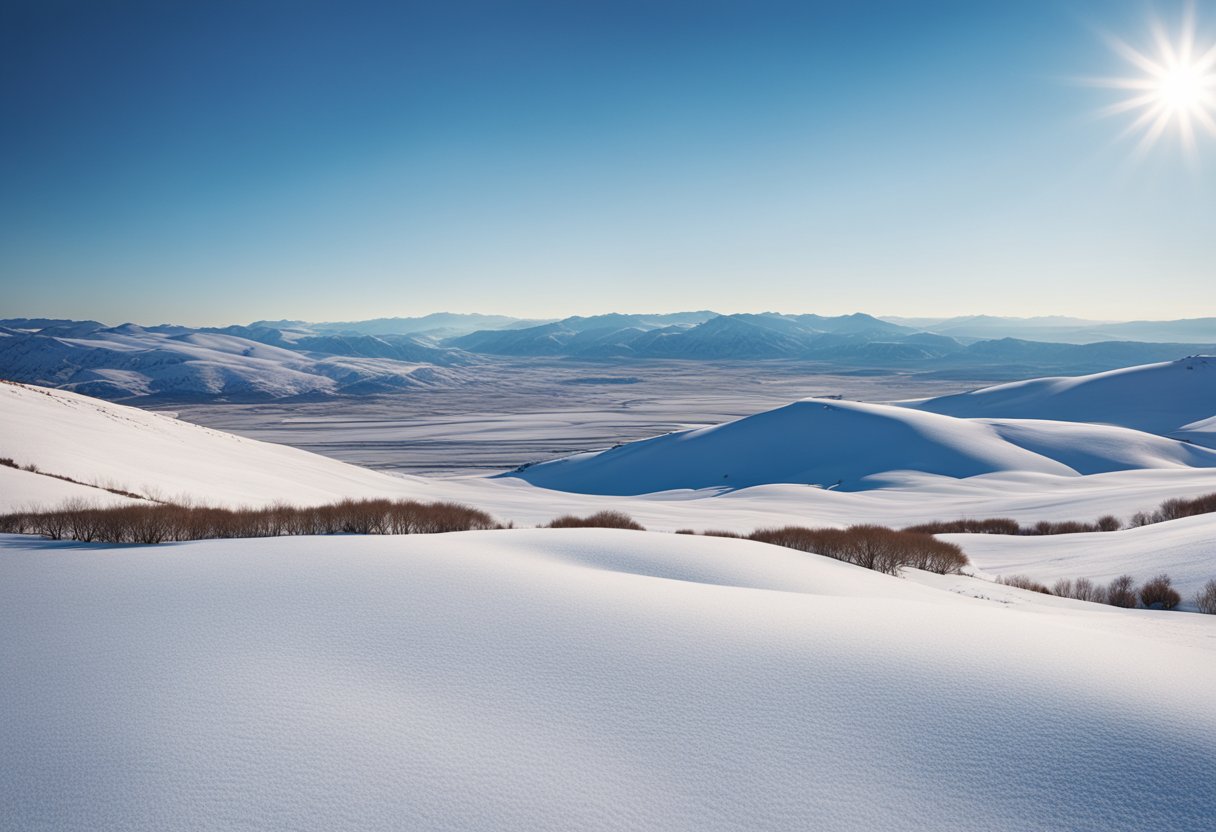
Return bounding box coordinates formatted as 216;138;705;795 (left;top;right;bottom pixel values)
1095;515;1122;532
904;518;1020;535
674;529;697;535
700;529;743;539
998;575;1052;594
546;510;645;531
0;457;16;469
1071;577;1107;604
1;498;497;544
1029;520;1097;535
749;525;967;576
1129;492;1216;528
1106;575;1138;608
1139;574;1181;610
1194;579;1216;615
1129;511;1154;528
1052;578;1073;597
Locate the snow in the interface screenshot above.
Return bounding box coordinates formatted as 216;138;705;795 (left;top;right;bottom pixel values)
2;528;1214;832
0;465;137;510
4;379;1215;600
508;397;1216;495
0;325;466;399
911;356;1216;436
0;530;1211;827
944;512;1216;606
4;368;1216;829
0;381;426;508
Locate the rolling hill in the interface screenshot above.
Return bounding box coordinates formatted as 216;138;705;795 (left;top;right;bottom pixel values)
912;356;1216;443
2;528;1214;831
508;398;1216;494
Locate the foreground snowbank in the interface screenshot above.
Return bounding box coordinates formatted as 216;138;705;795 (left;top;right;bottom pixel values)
2;529;1213;831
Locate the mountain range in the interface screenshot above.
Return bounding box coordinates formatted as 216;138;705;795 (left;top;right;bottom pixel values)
3;312;1215;400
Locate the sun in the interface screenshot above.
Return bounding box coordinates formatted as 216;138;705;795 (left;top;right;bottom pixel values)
1089;4;1216;154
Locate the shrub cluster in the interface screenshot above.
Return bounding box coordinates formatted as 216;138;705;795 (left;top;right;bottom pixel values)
1130;492;1216;527
546;510;646;530
1000;572;1207;612
908;491;1216;538
906;515;1123;536
748;524;968;575
0;498;498;544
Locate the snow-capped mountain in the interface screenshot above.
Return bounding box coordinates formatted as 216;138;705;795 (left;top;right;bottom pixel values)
0;321;469;400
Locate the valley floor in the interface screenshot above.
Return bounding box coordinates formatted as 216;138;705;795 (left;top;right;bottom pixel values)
166;360;997;475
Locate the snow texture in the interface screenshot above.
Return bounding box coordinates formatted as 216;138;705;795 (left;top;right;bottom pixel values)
2;529;1215;832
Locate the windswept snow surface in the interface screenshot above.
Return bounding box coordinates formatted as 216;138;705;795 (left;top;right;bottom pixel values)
0;381;424;508
912;356;1216;437
1;529;1214;832
509;398;1216;494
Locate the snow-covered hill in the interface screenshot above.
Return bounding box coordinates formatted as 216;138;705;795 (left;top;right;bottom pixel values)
912;357;1216;443
509;398;1216;495
0;381;422;509
1;528;1213;831
948;512;1216;603
0;322;467;400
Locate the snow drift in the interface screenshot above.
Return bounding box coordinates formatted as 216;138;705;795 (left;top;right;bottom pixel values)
1;529;1213;832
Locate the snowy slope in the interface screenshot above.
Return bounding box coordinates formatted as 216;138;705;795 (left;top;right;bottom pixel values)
0;465;139;511
509;398;1216;494
1174;413;1216;449
1;529;1213;832
0;381;424;508
945;513;1216;606
912;356;1216;436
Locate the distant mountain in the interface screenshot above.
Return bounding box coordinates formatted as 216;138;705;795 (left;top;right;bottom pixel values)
251;313;549;339
0;321;468;401
5;315;1216;399
450;312;923;359
879;315;1216;345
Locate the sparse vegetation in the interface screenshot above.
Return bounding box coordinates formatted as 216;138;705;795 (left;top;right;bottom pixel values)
546;510;645;530
999;574;1052;594
1194;580;1216;615
906;493;1216;538
1106;575;1138;608
748;525;968;575
0;498;499;544
904;518;1021;535
1138;574;1181;610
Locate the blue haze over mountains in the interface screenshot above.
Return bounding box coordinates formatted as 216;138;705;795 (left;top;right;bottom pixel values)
1;312;1213;401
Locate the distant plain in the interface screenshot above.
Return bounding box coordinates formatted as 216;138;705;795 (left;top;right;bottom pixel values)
167;359;1000;476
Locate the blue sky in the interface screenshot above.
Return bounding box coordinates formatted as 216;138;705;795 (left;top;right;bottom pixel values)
2;0;1214;325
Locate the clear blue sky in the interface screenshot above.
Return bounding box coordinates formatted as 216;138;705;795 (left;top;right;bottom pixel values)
2;0;1213;326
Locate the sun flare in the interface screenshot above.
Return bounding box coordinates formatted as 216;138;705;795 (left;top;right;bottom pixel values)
1090;5;1216;154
